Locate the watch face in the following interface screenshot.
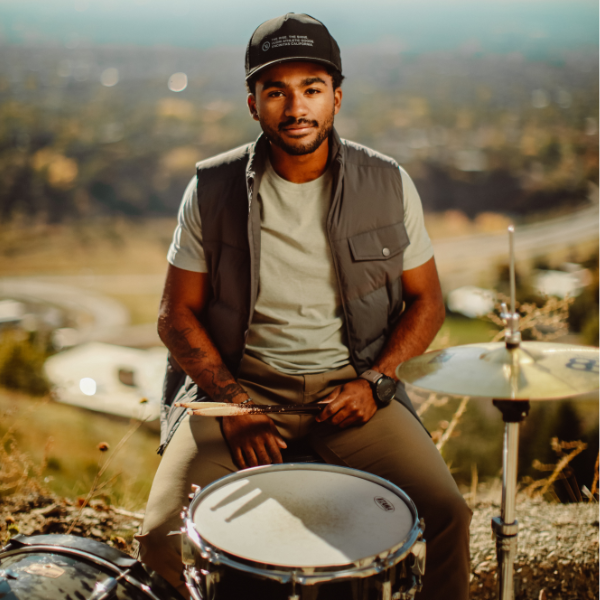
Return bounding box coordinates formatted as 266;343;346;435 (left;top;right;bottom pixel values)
376;376;396;404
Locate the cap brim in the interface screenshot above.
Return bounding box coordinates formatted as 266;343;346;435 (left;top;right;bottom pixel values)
245;56;340;81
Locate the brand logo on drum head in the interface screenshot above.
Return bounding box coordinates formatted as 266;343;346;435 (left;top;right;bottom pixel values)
374;496;395;512
24;563;65;578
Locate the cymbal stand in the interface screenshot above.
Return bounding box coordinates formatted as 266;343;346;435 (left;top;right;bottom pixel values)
492;224;529;600
492;399;529;600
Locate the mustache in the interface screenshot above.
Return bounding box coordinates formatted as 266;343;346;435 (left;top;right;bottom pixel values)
278;117;319;131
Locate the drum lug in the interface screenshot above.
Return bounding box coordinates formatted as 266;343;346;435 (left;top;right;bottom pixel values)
389;539;426;599
184;565;221;600
288;572;300;600
409;540;426;577
184;567;205;600
189;484;201;501
380;579;392;600
181;528;196;566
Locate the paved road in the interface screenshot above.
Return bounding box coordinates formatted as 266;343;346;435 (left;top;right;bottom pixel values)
432;203;599;292
0;278;130;343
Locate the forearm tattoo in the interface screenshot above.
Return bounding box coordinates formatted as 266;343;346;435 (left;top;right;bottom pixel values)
165;325;245;403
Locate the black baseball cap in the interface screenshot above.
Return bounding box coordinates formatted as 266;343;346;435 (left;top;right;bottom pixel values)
245;13;342;81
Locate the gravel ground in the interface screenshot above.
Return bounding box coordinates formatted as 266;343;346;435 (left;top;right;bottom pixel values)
469;497;599;599
1;491;598;599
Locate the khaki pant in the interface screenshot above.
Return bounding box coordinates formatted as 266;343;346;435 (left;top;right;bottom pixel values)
137;355;471;599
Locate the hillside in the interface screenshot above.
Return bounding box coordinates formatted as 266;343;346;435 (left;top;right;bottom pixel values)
1;486;597;600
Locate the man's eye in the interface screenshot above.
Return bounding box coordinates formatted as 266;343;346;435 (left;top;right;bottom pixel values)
306;88;321;94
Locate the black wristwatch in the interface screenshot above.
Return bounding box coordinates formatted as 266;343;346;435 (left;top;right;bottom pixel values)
359;370;396;408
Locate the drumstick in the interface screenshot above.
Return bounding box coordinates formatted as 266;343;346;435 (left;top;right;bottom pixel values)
174;401;329;417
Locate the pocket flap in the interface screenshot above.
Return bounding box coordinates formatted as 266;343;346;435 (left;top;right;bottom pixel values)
348;222;410;261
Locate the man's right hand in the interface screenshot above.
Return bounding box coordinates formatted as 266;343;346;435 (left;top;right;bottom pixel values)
221;414;287;469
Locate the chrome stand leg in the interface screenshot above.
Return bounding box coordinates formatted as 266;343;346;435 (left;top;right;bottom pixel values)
492;400;530;600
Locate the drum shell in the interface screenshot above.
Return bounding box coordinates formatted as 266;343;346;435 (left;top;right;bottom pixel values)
188;548;419;600
184;464;425;600
0;534;179;600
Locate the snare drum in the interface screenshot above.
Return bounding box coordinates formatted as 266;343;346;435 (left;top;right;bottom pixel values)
0;533;179;600
182;464;426;600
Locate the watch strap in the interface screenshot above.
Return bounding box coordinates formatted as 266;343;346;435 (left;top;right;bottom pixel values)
359;370;383;384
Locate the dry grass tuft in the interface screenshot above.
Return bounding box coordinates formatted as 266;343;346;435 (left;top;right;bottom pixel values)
66;419;145;534
589;452;599;502
0;402;52;497
487;294;574;342
522;438;589;501
416;392;449;417
435;396;470;452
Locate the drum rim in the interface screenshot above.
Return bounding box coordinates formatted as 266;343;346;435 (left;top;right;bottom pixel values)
186;463;422;582
0;539;168;600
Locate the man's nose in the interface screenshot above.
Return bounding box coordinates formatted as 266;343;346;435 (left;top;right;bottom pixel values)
283;91;308;118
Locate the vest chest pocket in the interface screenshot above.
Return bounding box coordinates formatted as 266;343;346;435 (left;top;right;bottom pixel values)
348;221;410;262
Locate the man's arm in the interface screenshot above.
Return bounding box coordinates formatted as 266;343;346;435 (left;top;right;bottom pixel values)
316;257;445;428
158;264;286;467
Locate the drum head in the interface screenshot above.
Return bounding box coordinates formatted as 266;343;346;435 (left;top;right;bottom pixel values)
192;465;416;569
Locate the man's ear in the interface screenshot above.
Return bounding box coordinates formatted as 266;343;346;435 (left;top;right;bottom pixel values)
247;94;259;121
333;87;343;116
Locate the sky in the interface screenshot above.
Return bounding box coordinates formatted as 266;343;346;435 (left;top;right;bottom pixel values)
0;0;598;56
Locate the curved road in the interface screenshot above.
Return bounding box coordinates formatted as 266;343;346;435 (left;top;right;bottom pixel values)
432;203;599;292
0;278;130;343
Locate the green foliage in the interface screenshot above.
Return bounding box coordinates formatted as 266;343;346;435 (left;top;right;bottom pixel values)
0;330;51;396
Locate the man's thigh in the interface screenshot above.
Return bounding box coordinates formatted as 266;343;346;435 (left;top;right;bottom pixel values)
137;413;236;595
141;414;236;535
309;401;461;511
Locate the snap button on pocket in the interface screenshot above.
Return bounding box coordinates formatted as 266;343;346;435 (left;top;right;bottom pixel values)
382;247;391;257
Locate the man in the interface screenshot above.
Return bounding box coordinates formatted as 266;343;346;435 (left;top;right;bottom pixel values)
137;13;471;600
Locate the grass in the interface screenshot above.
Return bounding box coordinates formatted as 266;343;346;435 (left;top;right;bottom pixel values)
0;218;175;277
0;388;161;511
0;217;597;506
431;314;501;348
107;293;161;326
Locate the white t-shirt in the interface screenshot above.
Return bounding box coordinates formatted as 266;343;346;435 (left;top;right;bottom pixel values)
167;162;434;374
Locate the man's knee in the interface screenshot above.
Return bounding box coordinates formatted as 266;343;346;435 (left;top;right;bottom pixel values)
421;488;471;540
445;491;472;533
136;520;185;593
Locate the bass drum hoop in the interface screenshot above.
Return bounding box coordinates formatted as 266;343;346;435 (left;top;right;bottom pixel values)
186;463;423;586
0;537;166;600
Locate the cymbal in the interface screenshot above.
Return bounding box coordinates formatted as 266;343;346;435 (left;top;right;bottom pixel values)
396;342;599;400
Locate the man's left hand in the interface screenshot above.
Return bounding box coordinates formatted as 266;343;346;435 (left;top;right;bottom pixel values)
315;379;377;428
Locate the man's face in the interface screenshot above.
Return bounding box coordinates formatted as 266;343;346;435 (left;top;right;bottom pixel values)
247;61;342;156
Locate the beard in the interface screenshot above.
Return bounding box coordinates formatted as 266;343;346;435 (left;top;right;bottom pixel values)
260;110;335;156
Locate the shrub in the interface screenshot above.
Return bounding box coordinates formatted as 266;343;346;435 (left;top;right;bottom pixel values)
0;330;51;396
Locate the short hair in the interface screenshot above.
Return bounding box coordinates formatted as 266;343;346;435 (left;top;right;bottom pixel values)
246;65;344;95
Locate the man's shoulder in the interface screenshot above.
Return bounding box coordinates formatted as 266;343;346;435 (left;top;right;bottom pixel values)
340;138;401;171
195;142;254;176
